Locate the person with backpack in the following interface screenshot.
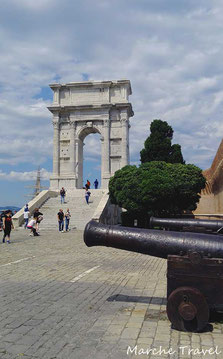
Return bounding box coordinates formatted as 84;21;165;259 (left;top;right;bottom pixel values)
60;187;66;204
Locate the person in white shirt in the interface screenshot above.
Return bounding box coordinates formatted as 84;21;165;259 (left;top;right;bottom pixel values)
65;209;71;231
23;205;30;229
27;218;39;236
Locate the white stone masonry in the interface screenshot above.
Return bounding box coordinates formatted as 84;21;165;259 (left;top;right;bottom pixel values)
48;80;134;190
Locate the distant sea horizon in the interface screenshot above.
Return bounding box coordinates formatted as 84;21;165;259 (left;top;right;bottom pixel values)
0;206;21;212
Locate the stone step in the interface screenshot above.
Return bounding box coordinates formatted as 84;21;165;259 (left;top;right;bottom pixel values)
38;189;105;230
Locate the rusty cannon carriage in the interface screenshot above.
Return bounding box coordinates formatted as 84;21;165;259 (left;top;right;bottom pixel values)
84;220;223;332
150;216;223;234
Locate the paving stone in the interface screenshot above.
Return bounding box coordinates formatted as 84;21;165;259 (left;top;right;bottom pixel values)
6;343;32;355
120;327;140;339
0;228;222;358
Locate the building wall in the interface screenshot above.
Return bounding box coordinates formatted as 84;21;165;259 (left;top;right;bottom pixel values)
194;139;223;214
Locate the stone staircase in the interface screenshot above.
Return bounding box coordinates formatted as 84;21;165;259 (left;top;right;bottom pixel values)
38;189;106;230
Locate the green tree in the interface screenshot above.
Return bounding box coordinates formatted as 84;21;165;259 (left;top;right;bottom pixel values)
140;119;184;164
109;162;206;227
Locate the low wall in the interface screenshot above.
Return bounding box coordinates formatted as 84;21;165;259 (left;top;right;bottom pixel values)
13;190;58;228
92;192;121;225
194;194;216;215
194;188;223;217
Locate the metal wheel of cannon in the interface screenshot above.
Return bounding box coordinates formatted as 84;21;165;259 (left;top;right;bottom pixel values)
167;286;209;332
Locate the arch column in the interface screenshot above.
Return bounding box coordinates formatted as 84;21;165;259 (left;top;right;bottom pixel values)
76;138;84;188
102;119;110;188
69;120;76;175
121;115;129;167
52;115;60;177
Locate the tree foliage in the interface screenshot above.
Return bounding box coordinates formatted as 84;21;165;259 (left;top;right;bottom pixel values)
140;119;184;164
109;162;206;226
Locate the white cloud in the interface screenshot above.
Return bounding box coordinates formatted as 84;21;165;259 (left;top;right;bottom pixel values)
0;0;223;176
0;168;50;182
10;0;54;11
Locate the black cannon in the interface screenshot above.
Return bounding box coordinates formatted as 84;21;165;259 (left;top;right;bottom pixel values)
84;220;223;332
150;216;223;234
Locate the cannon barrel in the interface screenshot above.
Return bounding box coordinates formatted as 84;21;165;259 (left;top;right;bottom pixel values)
150;216;223;232
84;220;223;259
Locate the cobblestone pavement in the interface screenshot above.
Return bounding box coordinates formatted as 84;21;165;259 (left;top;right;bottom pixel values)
0;227;223;359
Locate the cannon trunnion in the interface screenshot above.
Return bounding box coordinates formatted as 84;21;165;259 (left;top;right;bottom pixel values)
84;221;223;332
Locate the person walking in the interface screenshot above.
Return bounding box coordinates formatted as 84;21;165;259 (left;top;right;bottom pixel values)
65;208;71;231
57;209;65;232
2;210;14;243
60;187;66;204
85;189;91;205
94;179;99;189
23;204;30;229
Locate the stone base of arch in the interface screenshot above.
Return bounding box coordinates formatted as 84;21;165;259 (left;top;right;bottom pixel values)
50;175;77;190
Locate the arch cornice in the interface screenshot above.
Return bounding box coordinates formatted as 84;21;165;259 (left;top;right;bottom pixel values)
47;103;133;116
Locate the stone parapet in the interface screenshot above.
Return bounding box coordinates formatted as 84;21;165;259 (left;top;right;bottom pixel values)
13;190;58;228
92;192;121;225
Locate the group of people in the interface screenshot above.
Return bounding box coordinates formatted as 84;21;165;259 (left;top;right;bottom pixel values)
1;178;100;243
84;179;99;204
21;178;99;236
85;179;99;190
57;208;71;232
24;202;72;235
59;179;99;207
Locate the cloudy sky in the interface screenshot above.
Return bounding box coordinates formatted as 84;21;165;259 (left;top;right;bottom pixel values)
1;0;223;207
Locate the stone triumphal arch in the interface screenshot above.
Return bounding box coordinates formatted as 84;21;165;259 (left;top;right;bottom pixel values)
48;80;134;189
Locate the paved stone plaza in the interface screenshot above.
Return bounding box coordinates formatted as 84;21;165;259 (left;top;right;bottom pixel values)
0;228;223;359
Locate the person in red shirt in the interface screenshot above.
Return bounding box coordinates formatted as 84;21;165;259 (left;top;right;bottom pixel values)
85;180;91;190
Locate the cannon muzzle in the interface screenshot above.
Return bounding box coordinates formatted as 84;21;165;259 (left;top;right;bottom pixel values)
84;220;223;259
150;216;223;232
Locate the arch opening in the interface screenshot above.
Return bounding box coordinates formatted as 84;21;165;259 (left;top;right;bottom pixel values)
83;133;101;189
76;126;102;189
